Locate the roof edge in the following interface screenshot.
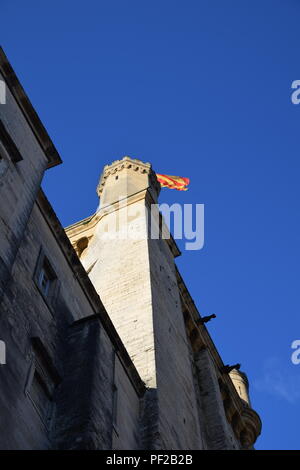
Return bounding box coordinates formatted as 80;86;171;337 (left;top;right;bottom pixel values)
0;46;62;169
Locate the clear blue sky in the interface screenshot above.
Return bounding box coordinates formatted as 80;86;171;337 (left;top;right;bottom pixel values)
2;0;300;450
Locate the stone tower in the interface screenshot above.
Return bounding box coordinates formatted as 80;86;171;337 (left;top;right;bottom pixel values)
66;156;261;450
229;369;251;406
66;157;204;448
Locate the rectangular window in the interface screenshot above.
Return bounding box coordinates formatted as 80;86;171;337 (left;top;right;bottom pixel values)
29;369;52;423
38;263;55;297
26;337;61;430
34;249;59;309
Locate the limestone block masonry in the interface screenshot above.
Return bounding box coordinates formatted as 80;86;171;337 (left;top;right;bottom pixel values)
68;158;203;449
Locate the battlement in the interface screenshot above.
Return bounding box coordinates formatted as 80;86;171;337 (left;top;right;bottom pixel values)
96;156;161;208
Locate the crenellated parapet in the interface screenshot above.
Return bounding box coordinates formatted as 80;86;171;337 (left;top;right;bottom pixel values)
96;156;161;203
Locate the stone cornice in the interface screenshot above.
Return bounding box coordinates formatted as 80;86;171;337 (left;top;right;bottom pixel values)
65;187;181;259
96;156;161;196
0;47;62;169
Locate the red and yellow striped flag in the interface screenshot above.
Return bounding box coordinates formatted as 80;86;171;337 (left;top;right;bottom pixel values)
156;174;190;191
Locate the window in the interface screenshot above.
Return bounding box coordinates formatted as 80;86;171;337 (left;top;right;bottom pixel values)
38;263;54;297
75;237;89;259
0;119;23;163
26;337;61;430
29;368;52;425
34;249;59;308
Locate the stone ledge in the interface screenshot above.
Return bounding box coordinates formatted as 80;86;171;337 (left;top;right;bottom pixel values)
0;47;62;169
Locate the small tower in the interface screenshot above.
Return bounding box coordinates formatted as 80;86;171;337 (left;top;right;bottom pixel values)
229;369;251;407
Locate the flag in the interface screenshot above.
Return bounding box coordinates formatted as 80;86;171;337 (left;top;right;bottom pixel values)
156;173;190;191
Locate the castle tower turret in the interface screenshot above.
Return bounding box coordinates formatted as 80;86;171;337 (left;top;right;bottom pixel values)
66;156;262;450
229;369;251;407
97;156;161;208
66;156;204;449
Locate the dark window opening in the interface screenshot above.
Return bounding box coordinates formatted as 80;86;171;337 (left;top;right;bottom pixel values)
27;338;61;430
29;368;52;426
37;257;57;298
34;250;59;309
38;266;53;296
76;237;89;259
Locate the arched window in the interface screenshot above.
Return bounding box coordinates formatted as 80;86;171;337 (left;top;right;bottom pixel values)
76;237;89;259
